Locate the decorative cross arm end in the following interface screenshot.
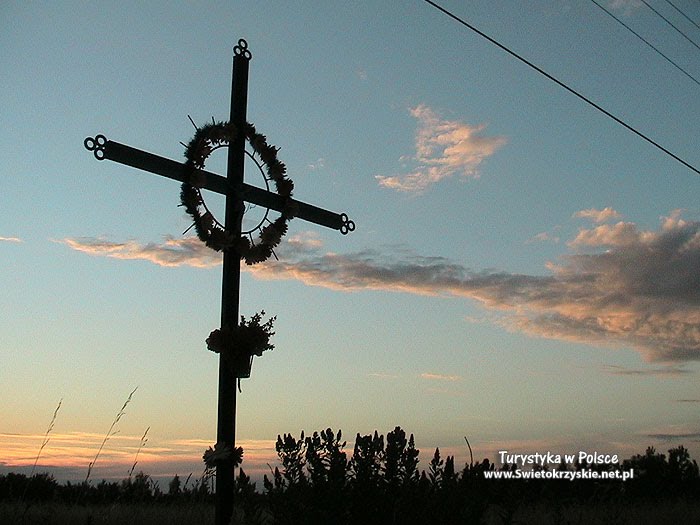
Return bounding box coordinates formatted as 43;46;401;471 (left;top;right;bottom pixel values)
340;213;355;235
84;134;107;160
234;39;252;60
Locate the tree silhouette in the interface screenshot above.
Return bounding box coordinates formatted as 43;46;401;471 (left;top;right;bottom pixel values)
384;426;419;487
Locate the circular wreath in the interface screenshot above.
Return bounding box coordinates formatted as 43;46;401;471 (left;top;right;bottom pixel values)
180;120;296;264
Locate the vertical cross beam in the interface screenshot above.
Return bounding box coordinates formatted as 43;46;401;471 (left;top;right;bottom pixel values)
83;38;354;525
216;39;251;525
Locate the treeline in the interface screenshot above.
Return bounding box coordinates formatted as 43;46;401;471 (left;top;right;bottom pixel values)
0;471;211;505
3;426;700;524
253;427;700;524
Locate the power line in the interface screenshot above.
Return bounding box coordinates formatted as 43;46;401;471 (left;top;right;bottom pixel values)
663;0;700;33
589;0;700;87
639;0;700;52
421;0;700;177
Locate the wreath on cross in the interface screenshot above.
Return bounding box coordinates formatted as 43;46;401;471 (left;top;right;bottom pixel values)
180;120;296;265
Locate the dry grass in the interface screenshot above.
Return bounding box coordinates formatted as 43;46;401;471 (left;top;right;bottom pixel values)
3;499;700;524
86;387;138;484
0;501;213;525
512;499;700;524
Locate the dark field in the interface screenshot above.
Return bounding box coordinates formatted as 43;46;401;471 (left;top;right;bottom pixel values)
3;500;700;525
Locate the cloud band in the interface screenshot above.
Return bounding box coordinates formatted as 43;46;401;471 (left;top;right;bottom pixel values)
60;211;700;363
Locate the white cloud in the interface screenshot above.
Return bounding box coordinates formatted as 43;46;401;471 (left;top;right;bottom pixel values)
420;373;461;382
573;207;622;223
287;231;324;250
376;105;506;193
368;372;400;380
58;236;222;268
527;231;560;244
307;158;325;171
0;236;22;243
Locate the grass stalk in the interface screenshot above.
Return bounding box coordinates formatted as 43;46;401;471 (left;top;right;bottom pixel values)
464;436;473;468
20;399;63;503
128;426;150;479
30;398;62;477
85;387;138;484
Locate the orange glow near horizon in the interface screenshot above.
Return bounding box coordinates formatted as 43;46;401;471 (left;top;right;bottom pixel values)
3;431;691;485
0;432;278;481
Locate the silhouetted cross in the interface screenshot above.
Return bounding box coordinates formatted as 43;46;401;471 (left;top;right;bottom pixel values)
83;39;354;525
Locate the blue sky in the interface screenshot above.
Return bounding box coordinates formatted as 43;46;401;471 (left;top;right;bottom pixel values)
2;0;700;484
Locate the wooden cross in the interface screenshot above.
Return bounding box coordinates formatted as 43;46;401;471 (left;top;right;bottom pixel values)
83;39;354;525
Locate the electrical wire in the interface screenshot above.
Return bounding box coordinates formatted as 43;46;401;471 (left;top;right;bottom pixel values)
639;0;700;52
663;0;700;33
589;0;700;87
421;0;700;177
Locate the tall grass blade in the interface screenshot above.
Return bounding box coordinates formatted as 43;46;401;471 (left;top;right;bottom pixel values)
85;387;138;483
128;426;150;479
30;398;62;477
21;399;62;503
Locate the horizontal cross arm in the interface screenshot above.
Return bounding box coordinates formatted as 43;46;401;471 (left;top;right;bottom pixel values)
84;135;354;233
241;184;346;231
90;137;229;194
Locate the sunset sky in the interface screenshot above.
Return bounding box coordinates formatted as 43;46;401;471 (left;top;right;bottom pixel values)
2;0;700;486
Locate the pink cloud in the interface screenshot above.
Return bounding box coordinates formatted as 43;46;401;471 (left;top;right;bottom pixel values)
573;207;622;223
60;211;700;363
376;105;506;192
249;211;700;363
568;221;643;248
58;236;222;268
